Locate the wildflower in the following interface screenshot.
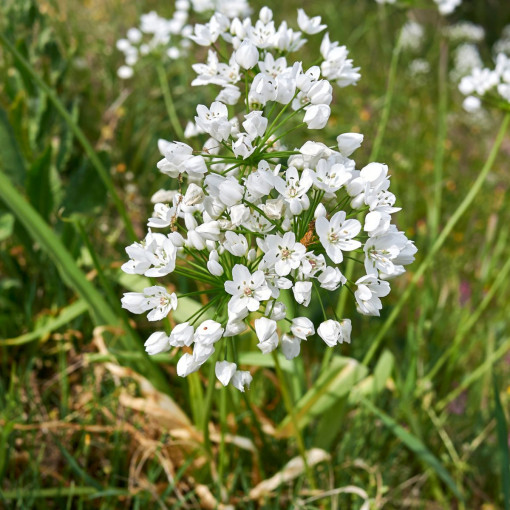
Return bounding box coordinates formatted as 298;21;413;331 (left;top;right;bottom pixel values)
316;211;362;264
121;286;178;321
120;5;415;390
144;332;171;355
317;319;351;346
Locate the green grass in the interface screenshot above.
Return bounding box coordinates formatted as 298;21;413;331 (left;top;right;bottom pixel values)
1;0;510;508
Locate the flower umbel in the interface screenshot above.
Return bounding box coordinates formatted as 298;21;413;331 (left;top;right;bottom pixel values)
121;6;416;390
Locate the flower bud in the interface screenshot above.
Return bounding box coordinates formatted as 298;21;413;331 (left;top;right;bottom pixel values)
314;203;327;219
235;40;259;69
303;104;331;129
337;133;364;156
215;361;237;386
207;259;224;276
144;332;171;355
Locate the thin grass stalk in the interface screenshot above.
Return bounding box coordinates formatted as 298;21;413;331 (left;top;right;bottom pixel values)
425;251;510;383
369;28;403;161
363;112;510;366
156;64;185;140
0;32;137;242
430;34;449;240
272;352;317;491
437;334;510;412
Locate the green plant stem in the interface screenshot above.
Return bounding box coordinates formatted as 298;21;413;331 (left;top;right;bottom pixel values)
430;35;449;241
203;349;222;470
0;32;136;242
156;64;185;140
272;351;317;491
363;112;510;366
425;253;510;384
369;28;402;161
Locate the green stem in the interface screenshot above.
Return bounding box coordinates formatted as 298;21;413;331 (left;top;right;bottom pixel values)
363;113;510;366
424;251;510;384
0;32;137;242
272;352;317;491
156;64;185;140
369;28;402;161
430;35;449;241
203;348;222;475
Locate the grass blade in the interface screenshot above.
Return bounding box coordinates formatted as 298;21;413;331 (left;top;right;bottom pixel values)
276;356;367;437
0;32;136;241
1;299;88;346
0;171;171;394
493;374;510;510
360;397;464;500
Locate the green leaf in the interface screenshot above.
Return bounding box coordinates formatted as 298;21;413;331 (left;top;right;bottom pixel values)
0;106;26;186
276;356;368;437
0;171;172;395
1;299;88;346
26;145;53;221
493;374;510;510
360;398;464;500
348;349;395;404
61;157;106;216
0;212;15;241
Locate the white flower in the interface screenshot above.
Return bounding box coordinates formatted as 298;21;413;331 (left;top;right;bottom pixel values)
169;322;194;347
157;140;194;178
291;317;315;339
121;286;177;321
215;361;237;386
242;110;268;138
364;230;416;277
177;353;201;377
195;101;232;141
255;317;279;354
318;267;346;291
194;320;225;345
232;370;252;392
118;65;134;79
337;133;363;156
281;334;301;360
293;281;312;306
297;8;326;35
434;0;462;15
317;319;351;347
223;231;249;256
144;331;171;355
225;264;272;314
122;232;178;277
263;232;306;276
235;39;259;69
316;211;361;264
311;159;351;193
354;275;391;316
274;166;313;215
249;73;277;106
303;104;330;129
232;133;256;158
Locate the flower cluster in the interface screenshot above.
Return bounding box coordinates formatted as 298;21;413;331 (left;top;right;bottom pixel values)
494;25;510;57
116;4;192;79
459;53;510;112
444;22;485;44
121;7;416;391
116;1;253;80
400;21;425;53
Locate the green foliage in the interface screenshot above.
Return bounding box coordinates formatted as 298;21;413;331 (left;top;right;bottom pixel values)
1;0;510;508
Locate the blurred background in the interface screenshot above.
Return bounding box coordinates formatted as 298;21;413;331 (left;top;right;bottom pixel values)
1;0;510;508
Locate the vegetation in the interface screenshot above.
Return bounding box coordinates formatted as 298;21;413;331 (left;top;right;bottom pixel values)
1;0;509;508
